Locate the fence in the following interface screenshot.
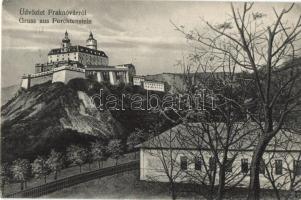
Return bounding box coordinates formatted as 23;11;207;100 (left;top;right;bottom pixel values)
4;160;139;198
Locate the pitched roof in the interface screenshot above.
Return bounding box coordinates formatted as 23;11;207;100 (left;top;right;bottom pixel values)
138;122;301;152
48;45;107;57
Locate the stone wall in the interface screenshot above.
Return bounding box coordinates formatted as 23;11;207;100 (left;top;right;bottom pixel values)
52;66;85;84
30;74;53;86
20;71;53;89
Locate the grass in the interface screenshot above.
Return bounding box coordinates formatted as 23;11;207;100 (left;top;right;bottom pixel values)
42;171;288;200
42;170;169;199
2;152;138;196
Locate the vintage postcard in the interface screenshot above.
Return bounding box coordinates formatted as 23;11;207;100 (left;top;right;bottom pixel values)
1;0;301;199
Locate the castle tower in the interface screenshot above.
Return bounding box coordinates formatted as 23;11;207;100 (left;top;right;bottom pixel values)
86;31;97;50
62;31;71;52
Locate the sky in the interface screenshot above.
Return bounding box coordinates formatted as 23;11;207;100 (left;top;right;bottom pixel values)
1;0;301;87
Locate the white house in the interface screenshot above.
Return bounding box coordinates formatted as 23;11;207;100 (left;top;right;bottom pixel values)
133;75;166;92
138;123;301;192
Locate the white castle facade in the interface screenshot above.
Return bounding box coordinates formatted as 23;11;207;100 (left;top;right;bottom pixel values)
21;31;136;89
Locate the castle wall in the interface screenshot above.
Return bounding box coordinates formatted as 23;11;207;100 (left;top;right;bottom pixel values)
77;52;108;66
48;52;78;63
21;77;30;89
52;66;85;84
30;74;53;87
48;52;109;66
20;71;53;89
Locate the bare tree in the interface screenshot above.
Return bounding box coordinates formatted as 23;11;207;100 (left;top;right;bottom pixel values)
178;120;257;200
263;131;301;200
172;3;301;199
143;127;184;200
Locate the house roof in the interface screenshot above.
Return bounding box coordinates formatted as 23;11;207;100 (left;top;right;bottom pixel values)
138;122;301;152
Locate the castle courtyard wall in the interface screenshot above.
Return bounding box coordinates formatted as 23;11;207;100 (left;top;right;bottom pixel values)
52;66;85;84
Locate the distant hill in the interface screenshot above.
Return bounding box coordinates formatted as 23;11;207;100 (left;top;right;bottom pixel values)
1;84;20;105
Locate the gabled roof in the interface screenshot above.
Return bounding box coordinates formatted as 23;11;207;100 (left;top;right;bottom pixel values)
138;122;301;152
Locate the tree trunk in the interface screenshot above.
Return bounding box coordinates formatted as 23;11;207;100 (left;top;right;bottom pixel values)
44;175;47;183
170;181;176;200
272;185;281;200
79;165;82;173
248;136;271;200
54;171;58;180
217;167;226;200
20;181;24;191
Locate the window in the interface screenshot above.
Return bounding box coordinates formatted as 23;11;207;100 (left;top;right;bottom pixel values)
241;159;249;174
180;156;188;170
294;160;301;176
209;157;216;171
195;157;202;171
225;158;234;172
275;160;283;175
259;159;265;174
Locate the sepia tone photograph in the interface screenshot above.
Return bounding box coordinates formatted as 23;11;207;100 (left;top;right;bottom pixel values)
1;0;301;199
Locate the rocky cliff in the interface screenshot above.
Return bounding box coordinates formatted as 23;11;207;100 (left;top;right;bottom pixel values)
1;80;124;162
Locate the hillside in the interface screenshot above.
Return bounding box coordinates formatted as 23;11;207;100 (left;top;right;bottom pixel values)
1;80;125;162
1;79;174;163
1;84;20;105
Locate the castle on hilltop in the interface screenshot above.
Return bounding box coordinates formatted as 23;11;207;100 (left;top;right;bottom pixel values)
21;31;136;89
